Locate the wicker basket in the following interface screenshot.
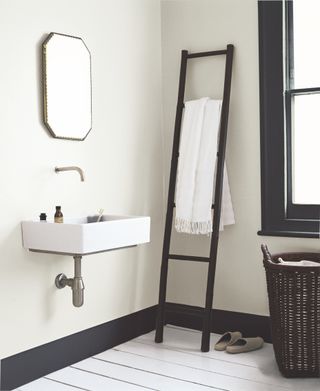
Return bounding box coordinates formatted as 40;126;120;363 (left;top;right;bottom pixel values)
262;244;320;378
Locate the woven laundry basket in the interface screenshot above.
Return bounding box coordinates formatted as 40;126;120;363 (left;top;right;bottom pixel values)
262;244;320;377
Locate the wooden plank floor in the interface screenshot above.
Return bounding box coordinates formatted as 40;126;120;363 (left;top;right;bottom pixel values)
17;326;320;390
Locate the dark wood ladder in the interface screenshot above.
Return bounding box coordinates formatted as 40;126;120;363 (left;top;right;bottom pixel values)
155;44;234;352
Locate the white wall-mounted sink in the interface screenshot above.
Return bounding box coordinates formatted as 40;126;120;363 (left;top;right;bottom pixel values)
22;215;150;255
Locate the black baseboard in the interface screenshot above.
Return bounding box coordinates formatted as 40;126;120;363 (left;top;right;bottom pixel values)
0;303;271;390
0;305;157;391
165;302;272;343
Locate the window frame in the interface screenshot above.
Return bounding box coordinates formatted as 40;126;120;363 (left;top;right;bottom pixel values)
285;0;320;220
258;0;319;238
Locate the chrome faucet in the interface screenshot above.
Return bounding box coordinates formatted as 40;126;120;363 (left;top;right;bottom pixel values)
55;166;85;182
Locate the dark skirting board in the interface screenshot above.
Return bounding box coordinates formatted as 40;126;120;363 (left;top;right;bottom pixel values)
165;303;271;343
0;305;157;390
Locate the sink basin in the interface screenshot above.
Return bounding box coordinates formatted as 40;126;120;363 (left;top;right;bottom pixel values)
22;215;150;255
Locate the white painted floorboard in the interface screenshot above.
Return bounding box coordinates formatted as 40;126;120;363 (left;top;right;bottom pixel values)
18;326;320;391
15;377;84;391
74;357;215;390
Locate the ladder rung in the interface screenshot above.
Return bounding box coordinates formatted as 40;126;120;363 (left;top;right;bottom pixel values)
169;254;210;263
173;203;214;209
187;49;227;59
165;303;205;318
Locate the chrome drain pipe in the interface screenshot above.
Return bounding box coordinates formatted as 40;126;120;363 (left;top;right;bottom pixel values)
55;255;85;307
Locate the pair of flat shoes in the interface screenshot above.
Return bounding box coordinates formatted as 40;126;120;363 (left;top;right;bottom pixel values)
214;331;264;354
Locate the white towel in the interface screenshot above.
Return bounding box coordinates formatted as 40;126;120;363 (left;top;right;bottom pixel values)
278;258;320;267
175;98;235;234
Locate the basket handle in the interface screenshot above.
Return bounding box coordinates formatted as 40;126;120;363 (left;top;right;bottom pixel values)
261;244;272;261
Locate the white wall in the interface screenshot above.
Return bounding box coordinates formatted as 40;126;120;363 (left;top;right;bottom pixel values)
162;0;320;316
0;0;163;359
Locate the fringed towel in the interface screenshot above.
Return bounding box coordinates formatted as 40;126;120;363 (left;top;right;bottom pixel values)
175;98;235;234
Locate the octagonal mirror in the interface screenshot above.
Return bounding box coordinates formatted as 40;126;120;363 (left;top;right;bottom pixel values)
42;32;92;140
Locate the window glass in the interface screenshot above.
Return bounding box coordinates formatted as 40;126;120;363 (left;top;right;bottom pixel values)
291;93;320;204
293;0;320;88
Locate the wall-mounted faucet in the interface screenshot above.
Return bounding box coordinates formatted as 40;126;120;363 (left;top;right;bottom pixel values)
55;166;85;182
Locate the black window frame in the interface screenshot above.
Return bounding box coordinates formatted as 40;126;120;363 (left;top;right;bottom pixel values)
258;0;320;238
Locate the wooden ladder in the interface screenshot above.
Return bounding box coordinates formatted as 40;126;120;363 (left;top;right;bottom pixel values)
155;44;234;352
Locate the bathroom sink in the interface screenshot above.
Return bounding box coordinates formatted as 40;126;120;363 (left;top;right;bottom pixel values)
21;215;150;255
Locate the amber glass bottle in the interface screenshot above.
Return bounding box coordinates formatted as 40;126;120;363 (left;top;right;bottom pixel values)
54;206;63;223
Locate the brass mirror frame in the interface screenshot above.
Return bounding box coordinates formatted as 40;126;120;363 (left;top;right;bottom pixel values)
42;32;92;141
